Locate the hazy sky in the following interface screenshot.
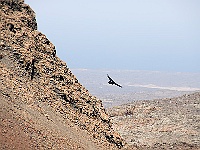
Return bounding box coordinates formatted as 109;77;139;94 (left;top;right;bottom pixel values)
25;0;200;72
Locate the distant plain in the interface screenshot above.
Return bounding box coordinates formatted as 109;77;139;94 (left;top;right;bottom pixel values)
71;69;200;108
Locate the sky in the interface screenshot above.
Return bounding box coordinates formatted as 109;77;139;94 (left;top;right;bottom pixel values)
25;0;200;72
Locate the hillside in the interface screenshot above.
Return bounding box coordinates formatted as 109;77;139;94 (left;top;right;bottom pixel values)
1;1;200;150
107;92;200;150
0;1;125;149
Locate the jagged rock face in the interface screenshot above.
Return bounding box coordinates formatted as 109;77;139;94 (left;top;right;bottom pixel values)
0;1;125;149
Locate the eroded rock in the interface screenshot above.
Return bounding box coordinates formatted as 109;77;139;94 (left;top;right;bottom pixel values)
0;1;126;149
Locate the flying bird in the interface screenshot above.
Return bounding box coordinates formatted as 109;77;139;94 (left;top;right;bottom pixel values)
107;74;122;88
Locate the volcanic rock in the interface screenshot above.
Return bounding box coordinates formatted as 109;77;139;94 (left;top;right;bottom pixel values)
0;1;126;149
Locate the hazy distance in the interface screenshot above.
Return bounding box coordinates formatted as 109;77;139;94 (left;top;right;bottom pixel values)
25;0;200;72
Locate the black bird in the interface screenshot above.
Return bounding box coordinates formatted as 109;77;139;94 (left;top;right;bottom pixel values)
107;74;122;88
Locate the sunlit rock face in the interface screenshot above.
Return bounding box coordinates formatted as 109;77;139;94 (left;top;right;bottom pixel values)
0;1;125;149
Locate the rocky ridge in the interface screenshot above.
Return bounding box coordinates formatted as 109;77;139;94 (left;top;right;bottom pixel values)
0;0;125;149
107;92;200;150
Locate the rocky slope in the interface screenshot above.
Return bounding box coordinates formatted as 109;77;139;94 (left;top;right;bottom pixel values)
0;1;125;149
107;92;200;150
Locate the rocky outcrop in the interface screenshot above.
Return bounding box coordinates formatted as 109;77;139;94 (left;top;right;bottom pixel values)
0;1;125;149
107;92;200;150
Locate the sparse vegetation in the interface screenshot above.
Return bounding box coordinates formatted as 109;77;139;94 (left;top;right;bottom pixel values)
107;93;200;150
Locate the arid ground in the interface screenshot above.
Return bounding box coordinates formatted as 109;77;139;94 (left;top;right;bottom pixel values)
107;92;200;150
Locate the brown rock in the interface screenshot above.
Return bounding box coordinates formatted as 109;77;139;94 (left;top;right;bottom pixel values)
107;93;200;150
0;1;126;149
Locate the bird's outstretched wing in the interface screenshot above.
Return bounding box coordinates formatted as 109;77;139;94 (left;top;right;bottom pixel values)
107;74;122;88
107;74;114;82
115;82;122;88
